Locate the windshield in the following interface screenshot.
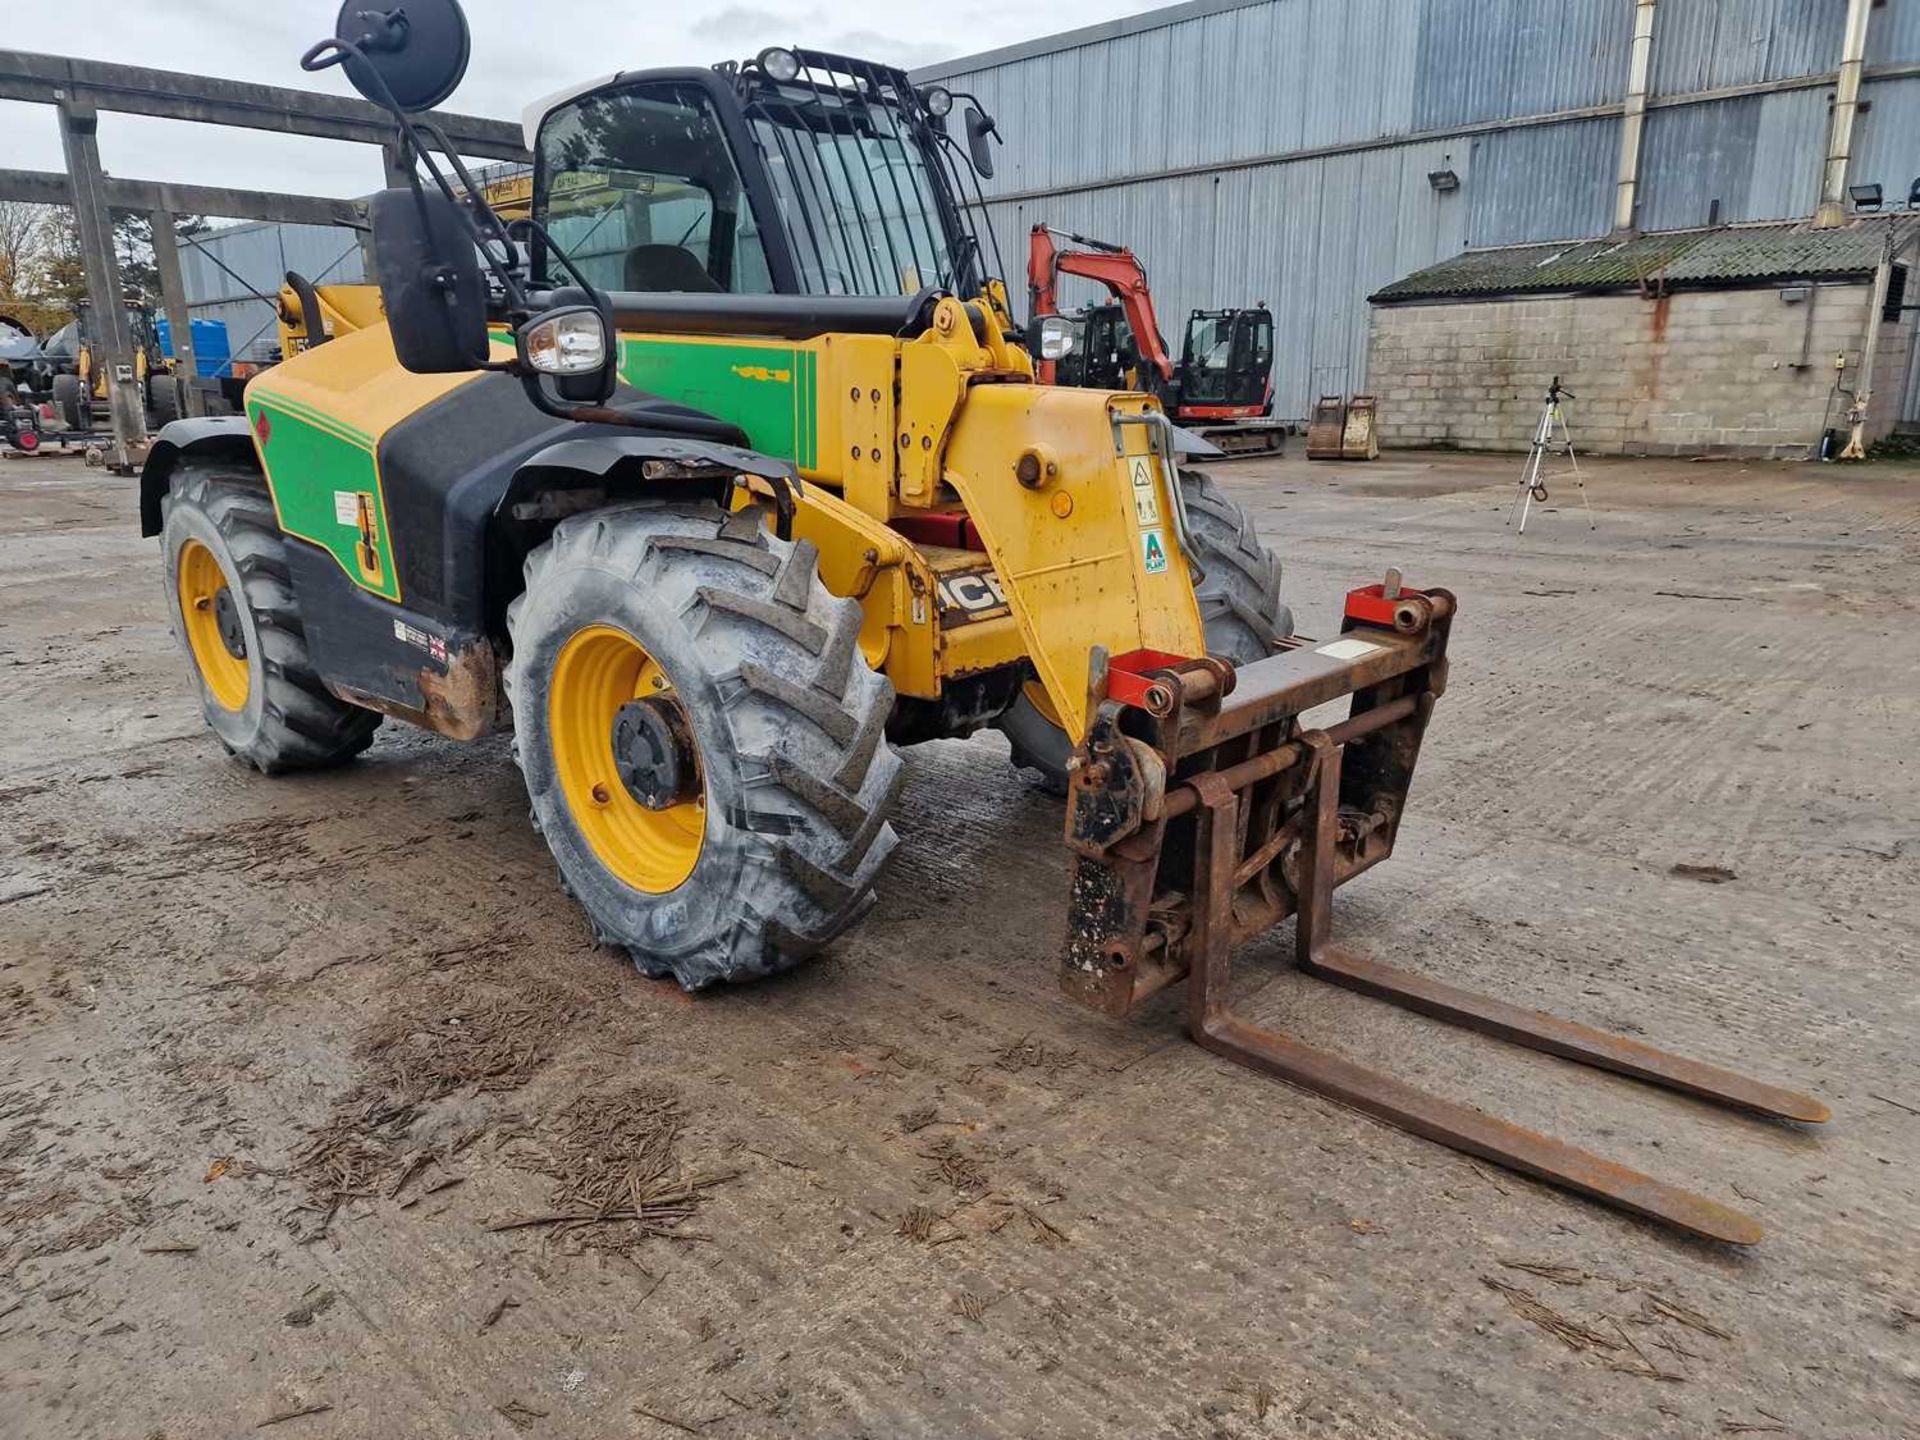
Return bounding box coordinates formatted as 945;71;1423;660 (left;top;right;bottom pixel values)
740;76;954;295
535;81;774;294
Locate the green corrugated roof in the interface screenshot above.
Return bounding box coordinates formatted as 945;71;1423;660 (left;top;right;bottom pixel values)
1371;217;1919;303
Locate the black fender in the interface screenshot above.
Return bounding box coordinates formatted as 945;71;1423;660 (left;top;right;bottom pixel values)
502;432;795;500
139;416;257;537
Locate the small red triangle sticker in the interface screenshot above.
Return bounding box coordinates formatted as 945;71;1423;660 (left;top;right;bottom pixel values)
254;411;271;445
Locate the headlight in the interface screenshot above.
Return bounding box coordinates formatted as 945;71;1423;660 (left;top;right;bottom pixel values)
1037;315;1077;362
520;307;608;376
921;86;953;118
758;47;801;82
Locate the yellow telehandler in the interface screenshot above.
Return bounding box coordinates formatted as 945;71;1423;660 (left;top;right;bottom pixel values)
138;0;1823;1244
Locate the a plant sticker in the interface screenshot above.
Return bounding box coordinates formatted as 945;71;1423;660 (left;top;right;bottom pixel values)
1141;529;1169;574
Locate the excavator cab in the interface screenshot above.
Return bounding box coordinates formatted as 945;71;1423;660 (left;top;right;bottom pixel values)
1057;303;1136;390
1177;306;1273;416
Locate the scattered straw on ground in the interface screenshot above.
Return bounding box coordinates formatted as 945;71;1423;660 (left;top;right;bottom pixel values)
291;979;583;1229
490;1084;732;1252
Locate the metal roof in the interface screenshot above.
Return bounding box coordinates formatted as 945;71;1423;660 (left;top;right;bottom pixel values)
1371;215;1920;302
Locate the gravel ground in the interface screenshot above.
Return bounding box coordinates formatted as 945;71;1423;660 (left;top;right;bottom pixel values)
1;446;1916;1439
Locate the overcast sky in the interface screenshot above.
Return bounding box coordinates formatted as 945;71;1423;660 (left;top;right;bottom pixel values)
1;0;1141;206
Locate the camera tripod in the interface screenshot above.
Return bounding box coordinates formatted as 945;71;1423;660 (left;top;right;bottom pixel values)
1508;378;1595;534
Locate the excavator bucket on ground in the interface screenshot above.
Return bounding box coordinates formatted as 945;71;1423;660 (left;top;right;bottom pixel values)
1059;575;1829;1245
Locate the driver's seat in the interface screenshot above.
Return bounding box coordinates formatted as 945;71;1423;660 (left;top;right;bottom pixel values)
623;245;723;293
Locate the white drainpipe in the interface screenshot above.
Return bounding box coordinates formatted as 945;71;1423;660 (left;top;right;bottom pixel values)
1613;0;1658;234
1815;0;1875;228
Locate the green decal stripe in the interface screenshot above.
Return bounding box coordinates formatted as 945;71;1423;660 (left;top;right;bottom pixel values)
249;389;376;450
798;351;817;470
248;399;400;601
617;336;807;466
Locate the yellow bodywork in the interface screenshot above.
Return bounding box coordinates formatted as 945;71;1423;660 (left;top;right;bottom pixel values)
275;282;388;355
259;285;1206;743
759;293;1205;741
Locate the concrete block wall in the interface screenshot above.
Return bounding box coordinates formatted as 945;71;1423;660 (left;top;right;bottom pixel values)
1366;283;1910;458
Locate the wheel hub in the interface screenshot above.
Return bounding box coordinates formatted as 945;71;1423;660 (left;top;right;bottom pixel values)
611;697;698;810
212;587;247;660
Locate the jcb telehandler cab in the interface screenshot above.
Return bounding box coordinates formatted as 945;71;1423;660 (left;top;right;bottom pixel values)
138;0;1823;1245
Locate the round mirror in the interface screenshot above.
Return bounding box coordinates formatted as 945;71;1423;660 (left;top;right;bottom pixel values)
334;0;472;113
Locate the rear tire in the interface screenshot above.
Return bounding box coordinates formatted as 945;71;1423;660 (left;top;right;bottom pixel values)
51;373;85;431
506;503;903;989
161;461;382;773
149;376;183;427
998;468;1292;793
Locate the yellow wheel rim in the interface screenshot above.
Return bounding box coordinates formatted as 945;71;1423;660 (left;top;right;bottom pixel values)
549;625;705;894
176;538;250;712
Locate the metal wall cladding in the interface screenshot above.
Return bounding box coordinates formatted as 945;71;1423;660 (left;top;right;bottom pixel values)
1462;117;1620;245
948;0;1643;199
1635;86;1828;229
1867;0;1920;65
986;133;1505;417
1853;75;1920;200
1647;0;1843;95
1410;0;1635;129
179;221;366;362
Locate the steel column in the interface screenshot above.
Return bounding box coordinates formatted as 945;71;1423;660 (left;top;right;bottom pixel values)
148;209;200;419
57;100;144;468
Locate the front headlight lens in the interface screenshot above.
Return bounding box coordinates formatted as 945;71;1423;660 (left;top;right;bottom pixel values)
1037;315;1077;362
523;309;608;376
758;47;802;82
921;86;954;118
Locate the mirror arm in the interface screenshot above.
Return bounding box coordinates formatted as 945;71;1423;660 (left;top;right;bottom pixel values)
302;35;528;312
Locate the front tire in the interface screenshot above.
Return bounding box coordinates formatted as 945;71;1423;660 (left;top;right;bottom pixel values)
161;461;382;772
998;468;1292;792
506;503;903;989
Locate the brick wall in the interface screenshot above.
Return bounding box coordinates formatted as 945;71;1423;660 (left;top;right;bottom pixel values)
1366;283;1916;458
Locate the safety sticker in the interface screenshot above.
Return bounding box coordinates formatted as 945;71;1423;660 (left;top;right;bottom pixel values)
1141;529;1169;575
334;490;361;526
1128;455;1161;526
392;618;448;664
1318;637;1384;661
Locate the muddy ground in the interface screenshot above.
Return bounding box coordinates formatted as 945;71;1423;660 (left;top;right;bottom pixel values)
1;446;1916;1440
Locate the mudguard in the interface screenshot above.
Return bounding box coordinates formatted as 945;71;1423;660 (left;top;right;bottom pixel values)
138;416;257;536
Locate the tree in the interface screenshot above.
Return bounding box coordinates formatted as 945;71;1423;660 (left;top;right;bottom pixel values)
33;209;208;315
0;201;71;335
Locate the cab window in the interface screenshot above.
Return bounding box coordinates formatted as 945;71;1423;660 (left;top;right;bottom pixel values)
535;82;772;293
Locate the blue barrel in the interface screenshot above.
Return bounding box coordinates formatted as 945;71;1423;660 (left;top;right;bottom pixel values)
155;316;234;379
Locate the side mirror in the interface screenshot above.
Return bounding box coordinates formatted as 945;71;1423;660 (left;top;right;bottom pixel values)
964;106;998;180
370;188;488;374
332;0;472;112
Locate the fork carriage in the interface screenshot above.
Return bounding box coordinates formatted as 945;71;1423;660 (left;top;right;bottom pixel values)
1060;578;1828;1246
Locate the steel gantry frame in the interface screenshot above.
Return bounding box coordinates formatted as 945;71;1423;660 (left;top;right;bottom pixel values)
0;48;527;469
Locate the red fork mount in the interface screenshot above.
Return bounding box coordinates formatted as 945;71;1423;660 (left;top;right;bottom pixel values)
1061;582;1827;1246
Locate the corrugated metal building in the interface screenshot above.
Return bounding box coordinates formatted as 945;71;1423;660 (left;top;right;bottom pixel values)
179;220;367;365
915;0;1920;422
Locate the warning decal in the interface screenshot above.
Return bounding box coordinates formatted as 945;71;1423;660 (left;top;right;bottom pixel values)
1128;455;1161;526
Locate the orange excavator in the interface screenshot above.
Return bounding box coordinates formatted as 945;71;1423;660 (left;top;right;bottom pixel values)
1027;224;1284;455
